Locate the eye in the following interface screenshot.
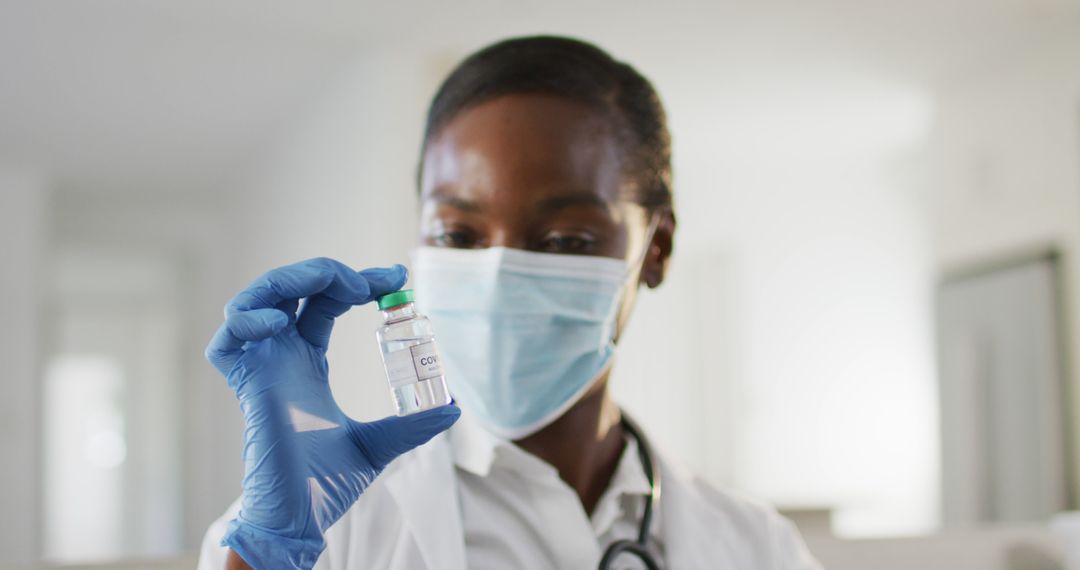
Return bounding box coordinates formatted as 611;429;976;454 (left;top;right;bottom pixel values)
538;233;595;254
434;229;478;249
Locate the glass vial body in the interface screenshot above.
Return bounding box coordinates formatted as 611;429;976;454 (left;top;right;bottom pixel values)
376;299;451;415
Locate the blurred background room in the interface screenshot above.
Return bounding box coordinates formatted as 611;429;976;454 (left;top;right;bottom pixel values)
2;1;1080;568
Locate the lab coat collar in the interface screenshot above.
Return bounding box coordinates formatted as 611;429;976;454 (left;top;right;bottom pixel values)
656;454;718;569
383;431;468;570
386;413;714;570
448;408;651;499
448;409;565;484
449;413;713;567
447;409;508;477
451;407;656;539
590;434;654;537
603;434;653;498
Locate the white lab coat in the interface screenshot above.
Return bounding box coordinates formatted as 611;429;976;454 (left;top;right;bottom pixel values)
199;431;821;569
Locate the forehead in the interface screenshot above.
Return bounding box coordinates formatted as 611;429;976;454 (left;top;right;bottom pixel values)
420;94;625;206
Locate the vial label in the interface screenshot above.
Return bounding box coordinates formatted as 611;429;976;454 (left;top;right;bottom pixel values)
384;341;443;388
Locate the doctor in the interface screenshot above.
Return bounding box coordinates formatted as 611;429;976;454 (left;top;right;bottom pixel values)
199;36;821;570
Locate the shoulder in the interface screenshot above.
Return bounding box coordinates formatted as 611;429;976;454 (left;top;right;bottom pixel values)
659;457;822;569
683;469;789;535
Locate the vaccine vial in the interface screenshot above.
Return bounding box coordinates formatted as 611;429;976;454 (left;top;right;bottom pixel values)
375;289;451;415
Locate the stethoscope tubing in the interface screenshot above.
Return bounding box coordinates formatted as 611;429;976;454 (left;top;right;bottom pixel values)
598;413;662;570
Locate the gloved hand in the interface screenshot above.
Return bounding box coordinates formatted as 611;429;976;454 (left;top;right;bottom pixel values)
205;257;460;570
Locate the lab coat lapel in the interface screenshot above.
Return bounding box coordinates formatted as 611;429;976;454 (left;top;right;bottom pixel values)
384;433;467;570
658;458;718;568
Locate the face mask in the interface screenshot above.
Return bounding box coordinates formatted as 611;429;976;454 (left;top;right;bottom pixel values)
411;224;655;440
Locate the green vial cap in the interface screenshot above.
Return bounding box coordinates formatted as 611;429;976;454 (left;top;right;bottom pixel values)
377;289;415;310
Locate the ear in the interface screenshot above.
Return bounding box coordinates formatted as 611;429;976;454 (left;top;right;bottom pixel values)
641;209;675;288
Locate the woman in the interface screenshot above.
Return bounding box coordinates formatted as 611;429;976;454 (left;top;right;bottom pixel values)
199;36;821;570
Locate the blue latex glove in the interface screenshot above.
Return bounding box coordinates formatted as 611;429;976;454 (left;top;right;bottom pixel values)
205;257;460;570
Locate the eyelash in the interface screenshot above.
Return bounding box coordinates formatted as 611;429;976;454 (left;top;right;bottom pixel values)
434;229;477;248
538;234;595;254
430;227;596;253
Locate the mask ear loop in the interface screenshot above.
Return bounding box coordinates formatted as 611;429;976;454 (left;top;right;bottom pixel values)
625;210;662;286
608;211;663;346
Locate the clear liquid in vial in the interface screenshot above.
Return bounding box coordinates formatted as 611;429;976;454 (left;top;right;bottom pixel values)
375;293;451;415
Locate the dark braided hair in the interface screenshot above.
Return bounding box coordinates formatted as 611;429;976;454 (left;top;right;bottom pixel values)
419;35;673;213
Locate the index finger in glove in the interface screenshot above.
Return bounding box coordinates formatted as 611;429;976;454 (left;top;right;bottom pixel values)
295;265;408;349
205;308;290;376
226;257;376;316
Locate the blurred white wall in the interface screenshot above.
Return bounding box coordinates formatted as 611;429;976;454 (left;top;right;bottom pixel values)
47;191;253;552
924;29;1080;503
653;84;939;536
224;45;445;424
0;165;47;565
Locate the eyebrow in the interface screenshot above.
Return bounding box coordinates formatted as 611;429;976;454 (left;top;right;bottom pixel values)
535;192;611;214
427;191;481;213
426;188;611;214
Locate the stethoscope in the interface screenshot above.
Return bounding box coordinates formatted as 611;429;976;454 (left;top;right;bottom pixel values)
598;413;662;570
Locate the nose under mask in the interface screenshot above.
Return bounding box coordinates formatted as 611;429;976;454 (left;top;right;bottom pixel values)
411;221;656;440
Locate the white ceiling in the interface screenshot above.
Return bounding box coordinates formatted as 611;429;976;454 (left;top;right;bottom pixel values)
1;0;1078;195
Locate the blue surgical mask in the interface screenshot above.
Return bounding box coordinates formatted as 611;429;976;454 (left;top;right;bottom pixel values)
411;233;652;439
